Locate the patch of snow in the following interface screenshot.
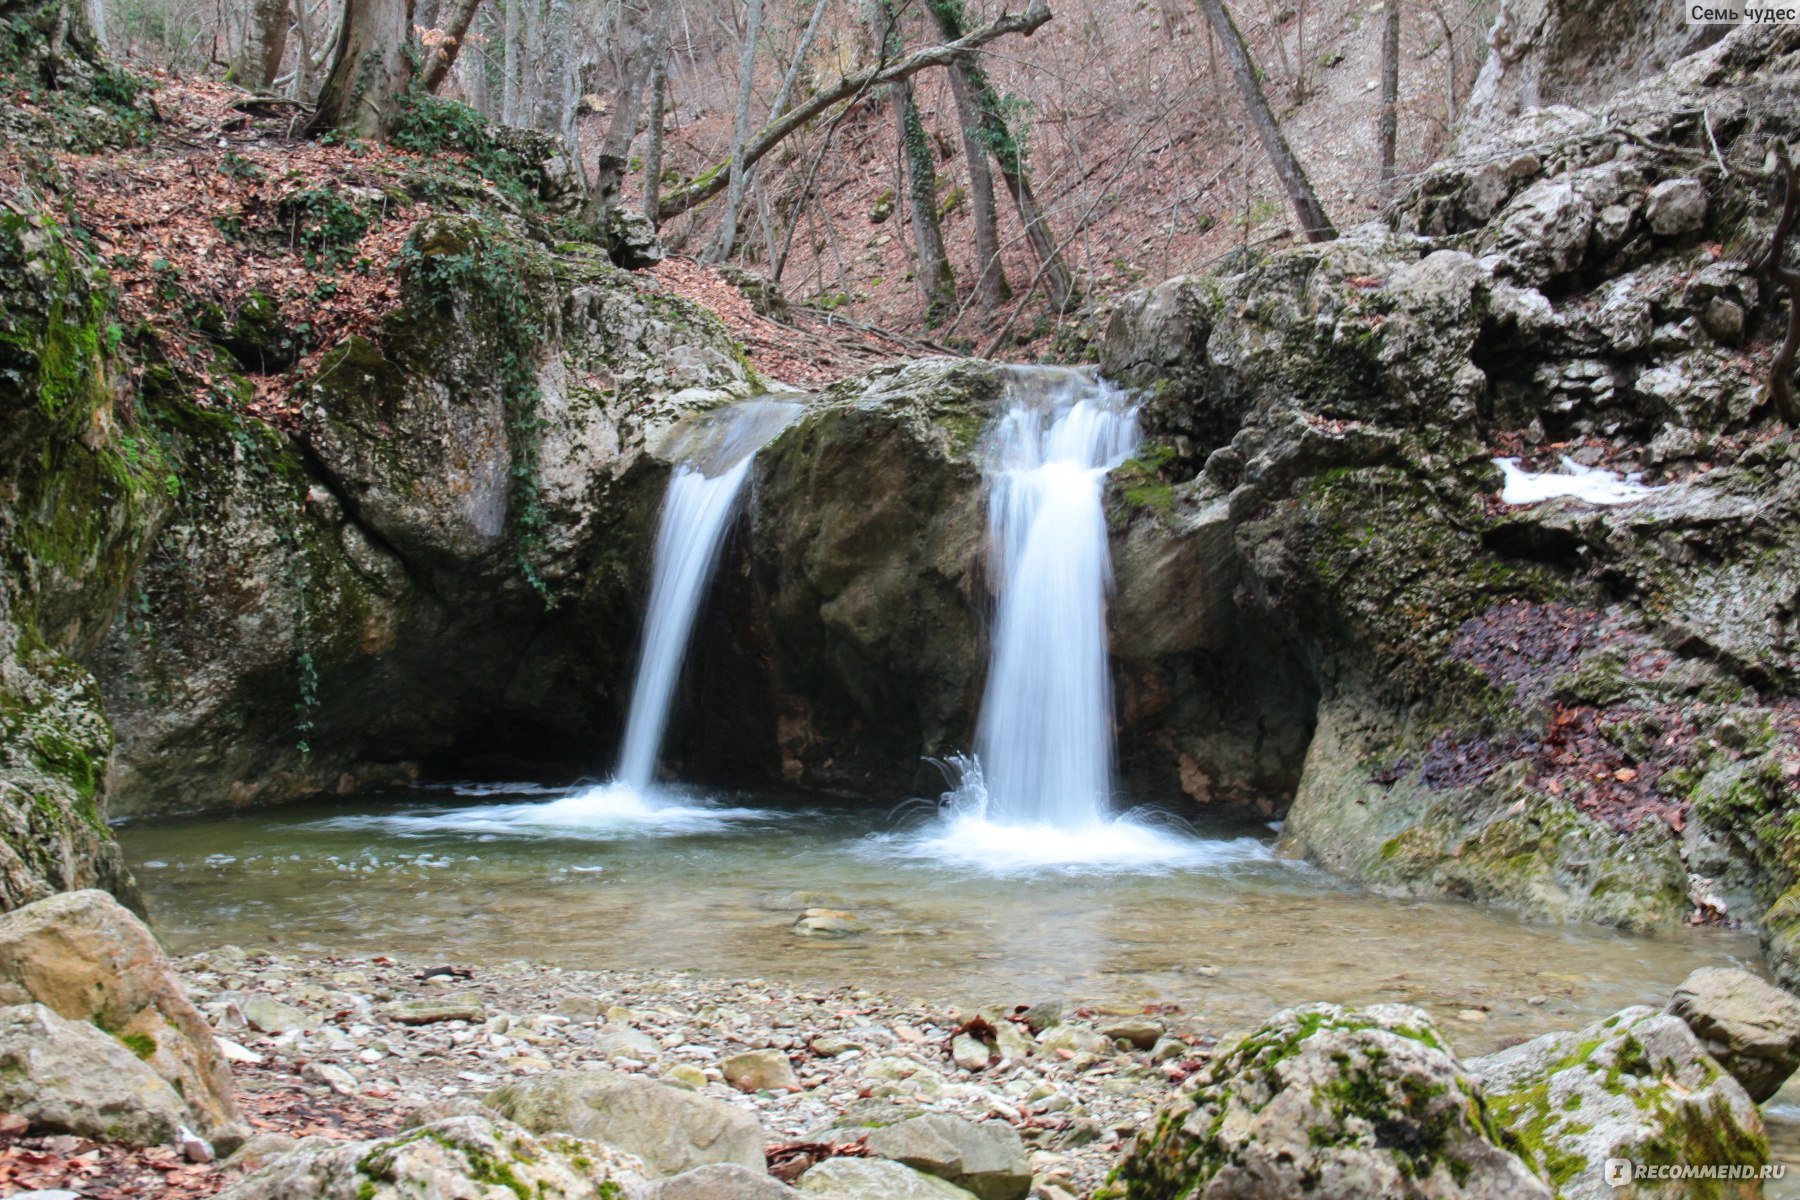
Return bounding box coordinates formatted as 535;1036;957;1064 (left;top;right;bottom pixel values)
1494;456;1663;506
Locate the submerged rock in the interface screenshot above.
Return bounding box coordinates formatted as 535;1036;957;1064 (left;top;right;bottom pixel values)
1471;1006;1765;1200
214;1114;649;1200
0;890;240;1142
1666;966;1800;1102
1102;1003;1550;1199
485;1068;766;1178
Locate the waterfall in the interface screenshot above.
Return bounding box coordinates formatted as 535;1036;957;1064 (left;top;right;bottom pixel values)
891;367;1262;872
974;371;1140;825
616;397;802;790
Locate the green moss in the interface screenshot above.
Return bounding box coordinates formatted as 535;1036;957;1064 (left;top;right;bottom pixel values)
118;1031;157;1060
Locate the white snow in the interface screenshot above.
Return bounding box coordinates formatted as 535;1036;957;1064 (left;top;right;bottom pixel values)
1494;455;1663;506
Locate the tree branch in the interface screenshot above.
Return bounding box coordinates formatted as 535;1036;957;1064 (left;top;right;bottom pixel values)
655;0;1052;220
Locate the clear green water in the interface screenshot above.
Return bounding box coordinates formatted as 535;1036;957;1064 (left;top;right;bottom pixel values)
117;782;1764;1059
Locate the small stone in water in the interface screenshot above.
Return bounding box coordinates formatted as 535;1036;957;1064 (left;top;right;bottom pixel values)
793;909;868;937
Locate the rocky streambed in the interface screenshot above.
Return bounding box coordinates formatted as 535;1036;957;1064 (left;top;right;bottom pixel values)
1;890;1798;1199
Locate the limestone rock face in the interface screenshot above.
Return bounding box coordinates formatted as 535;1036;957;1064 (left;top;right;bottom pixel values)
0;890;239;1140
1097;22;1800;949
1666;967;1800;1102
214;1115;651;1200
1459;0;1726;147
0;1003;190;1145
486;1069;767;1178
89;218;756;817
0;209;159;913
1102;1004;1550;1200
1472;1006;1766;1200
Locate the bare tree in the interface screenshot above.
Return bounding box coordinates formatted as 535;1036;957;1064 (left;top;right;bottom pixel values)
1192;0;1335;241
655;0;1051;221
308;0;415;138
873;0;955;321
928;0;1008;309
232;0;288;90
586;0;661;226
1377;0;1401;204
704;0;764;262
929;0;1071;308
641;9;670;224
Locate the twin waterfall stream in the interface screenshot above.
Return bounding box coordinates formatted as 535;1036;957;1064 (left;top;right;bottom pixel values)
118;365;1761;1056
606;366;1212;868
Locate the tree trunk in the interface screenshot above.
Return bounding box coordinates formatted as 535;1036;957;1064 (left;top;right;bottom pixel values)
455;7;490;111
926;0;1068;309
1377;0;1401;204
308;0;415;139
584;1;658;227
703;0;764;263
641;16;668;225
532;0;575;150
945;61;1008;308
420;0;486;93
1192;0;1335;241
872;1;954;322
501;0;521;122
232;0;288;90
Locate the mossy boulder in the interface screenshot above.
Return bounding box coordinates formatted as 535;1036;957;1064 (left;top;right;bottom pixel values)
1101;1003;1550;1199
213;1114;650;1200
1471;1006;1766;1200
0;202;166;910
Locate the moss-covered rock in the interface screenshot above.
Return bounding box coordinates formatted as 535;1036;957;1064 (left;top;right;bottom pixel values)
1101;1003;1550;1200
1471;1006;1767;1200
214;1114;650;1200
0;203;164;910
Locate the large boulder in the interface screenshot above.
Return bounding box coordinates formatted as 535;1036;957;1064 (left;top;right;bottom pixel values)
0;889;240;1141
1472;1006;1766;1200
798;1158;981;1200
0;1002;191;1145
215;1115;649;1200
745;358;996;793
485;1069;766;1179
864;1114;1031;1200
1101;1004;1550;1199
1666;967;1800;1102
655;1165;802;1200
653;1163;801;1200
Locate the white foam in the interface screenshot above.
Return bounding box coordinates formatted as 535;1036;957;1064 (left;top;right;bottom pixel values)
882;810;1274;876
1495;456;1663;506
871;759;1273;875
306;782;784;840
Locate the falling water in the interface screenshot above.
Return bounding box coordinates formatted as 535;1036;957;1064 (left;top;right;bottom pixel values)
975;371;1141;824
616;397;804;789
905;367;1267;871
